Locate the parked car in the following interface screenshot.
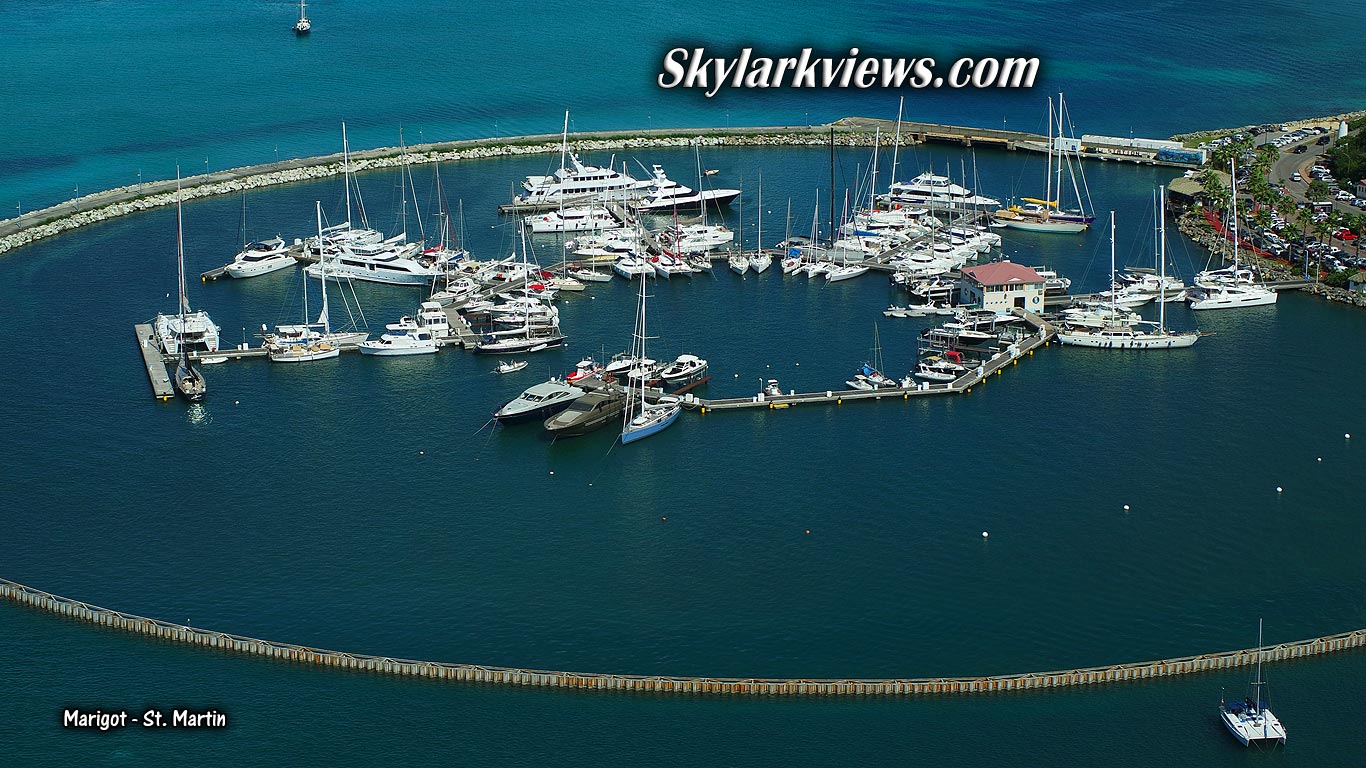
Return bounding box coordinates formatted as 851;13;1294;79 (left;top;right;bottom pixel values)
1291;172;1303;182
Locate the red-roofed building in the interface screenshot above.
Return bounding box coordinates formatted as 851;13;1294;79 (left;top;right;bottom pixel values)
959;262;1046;312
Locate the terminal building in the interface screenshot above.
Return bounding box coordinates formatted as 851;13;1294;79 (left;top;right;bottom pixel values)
959;263;1046;313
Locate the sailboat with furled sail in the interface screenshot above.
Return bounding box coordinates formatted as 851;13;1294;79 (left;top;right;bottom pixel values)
268;202;366;362
169;174;206;402
995;93;1093;234
620;264;681;444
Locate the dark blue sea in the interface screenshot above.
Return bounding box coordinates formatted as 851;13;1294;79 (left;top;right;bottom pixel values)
2;2;1366;766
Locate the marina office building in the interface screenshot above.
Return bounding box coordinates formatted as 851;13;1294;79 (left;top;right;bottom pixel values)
959;263;1047;312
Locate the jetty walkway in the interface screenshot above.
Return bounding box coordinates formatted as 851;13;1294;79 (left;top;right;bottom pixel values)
3;576;1361;696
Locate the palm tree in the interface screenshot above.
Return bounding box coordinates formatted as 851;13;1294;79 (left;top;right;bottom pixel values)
1306;179;1331;203
1351;212;1366;259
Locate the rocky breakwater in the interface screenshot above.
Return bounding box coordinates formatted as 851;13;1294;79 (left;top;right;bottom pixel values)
1307;282;1366;308
1175;210;1299;282
0;124;909;257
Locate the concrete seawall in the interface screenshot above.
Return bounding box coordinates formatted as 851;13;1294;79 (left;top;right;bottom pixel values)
4;577;1361;696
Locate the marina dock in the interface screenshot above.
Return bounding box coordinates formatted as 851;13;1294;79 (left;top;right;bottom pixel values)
691;311;1053;412
134;323;174;400
5;574;1363;697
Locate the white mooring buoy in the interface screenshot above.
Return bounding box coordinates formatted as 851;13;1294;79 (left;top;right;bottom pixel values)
1123;504;1130;511
981;531;989;539
1277;486;1283;493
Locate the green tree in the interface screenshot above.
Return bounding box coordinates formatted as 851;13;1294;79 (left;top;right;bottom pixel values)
1253;207;1272;233
1257;143;1279;168
1200;170;1229;212
1350;212;1366;258
1306;179;1331;202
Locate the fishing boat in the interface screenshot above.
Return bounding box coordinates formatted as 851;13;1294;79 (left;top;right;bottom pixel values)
495;378;585;423
543;387;628;437
496;360;528;374
658;354;708;385
293;0;311;34
620;259;681;444
565;358;602;383
1219;620;1288;747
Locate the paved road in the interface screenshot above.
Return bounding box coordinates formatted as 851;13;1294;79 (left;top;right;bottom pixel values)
1267;129;1363;217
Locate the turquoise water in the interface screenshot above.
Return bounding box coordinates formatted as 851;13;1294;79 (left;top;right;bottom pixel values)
3;1;1365;209
2;143;1365;764
5;1;1366;763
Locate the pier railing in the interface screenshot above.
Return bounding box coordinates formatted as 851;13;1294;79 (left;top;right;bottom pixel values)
4;577;1362;696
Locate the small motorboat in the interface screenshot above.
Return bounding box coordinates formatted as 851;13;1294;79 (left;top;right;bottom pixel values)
565;358;602;383
704;169;719;176
763;379;783;397
496;360;528;375
658;354;708;385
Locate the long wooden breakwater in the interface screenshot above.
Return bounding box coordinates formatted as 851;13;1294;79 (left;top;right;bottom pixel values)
4;576;1362;696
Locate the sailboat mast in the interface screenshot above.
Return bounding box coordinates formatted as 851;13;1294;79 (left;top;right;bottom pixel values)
1045;97;1054;210
1230;159;1239;272
828;125;835;246
1159;186;1167;332
1109;212;1117;314
317;200;330;333
889;95;903;194
757;172;763;258
560;110;569;173
869;127;880;214
175;171;188;359
342;122;353;230
1055;94;1066;212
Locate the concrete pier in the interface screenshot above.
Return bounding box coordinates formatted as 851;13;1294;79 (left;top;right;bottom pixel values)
134;323;174;400
3;575;1361;697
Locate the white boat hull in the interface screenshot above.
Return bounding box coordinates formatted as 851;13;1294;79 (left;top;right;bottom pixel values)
226;255;296;278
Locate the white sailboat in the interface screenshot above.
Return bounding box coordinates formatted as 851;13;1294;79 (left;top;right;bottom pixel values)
620;264;681;444
154;173;221;358
1058;200;1199;349
1188;162;1278;310
267;201;368;361
1219;619;1288;747
995;93;1093;233
293;0;311;34
750;176;772;273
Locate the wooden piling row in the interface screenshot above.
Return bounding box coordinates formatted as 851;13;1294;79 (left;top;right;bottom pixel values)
4;576;1362;696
